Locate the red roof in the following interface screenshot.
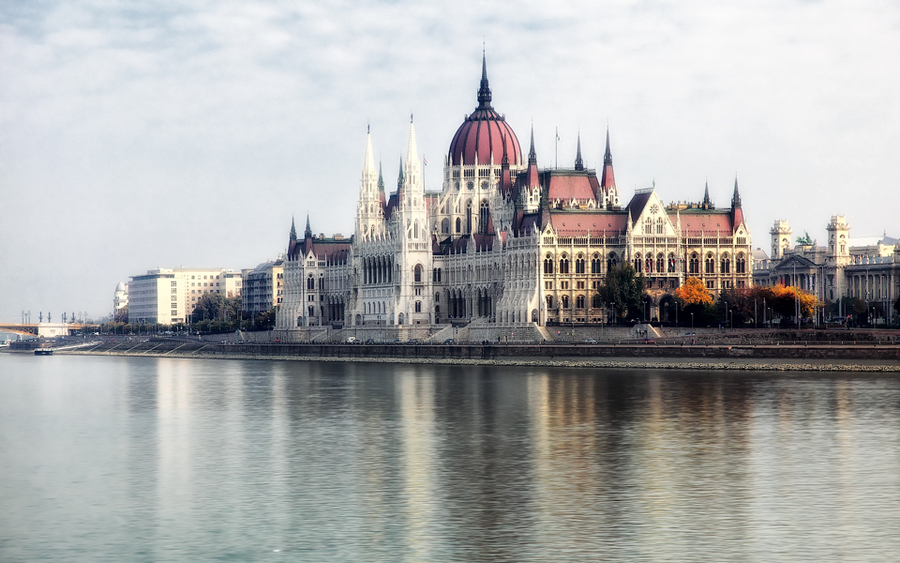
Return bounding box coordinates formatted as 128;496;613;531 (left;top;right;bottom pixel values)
448;108;522;166
673;211;734;235
550;212;628;236
547;173;597;203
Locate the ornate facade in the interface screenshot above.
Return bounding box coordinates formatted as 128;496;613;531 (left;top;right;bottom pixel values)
276;57;753;335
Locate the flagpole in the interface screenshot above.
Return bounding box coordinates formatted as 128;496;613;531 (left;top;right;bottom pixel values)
555;127;558;169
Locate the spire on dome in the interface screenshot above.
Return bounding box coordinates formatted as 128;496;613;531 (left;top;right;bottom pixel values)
304;213;312;239
290;216;297;241
477;50;493;110
574;131;584;170
528;124;537;165
731;176;742;208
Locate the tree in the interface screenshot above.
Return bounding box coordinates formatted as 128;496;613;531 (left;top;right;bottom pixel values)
114;306;129;324
598;265;647;323
676;277;713;306
191;294;241;325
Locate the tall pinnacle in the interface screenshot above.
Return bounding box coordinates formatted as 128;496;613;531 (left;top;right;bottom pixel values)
477;51;492;110
575;131;584;170
528;124;537;164
603;126;613;165
304;213;312;239
702;182;712;208
290;216;297;241
732;176;742;208
397;157;404;193
377;162;384;192
362;126;376;184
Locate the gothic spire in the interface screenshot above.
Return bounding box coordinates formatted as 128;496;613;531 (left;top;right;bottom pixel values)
477;50;492;110
702;182;712;208
397;157;404;194
304;213;312;239
574;131;584;171
290;216;297;241
731;176;742;208
377;162;384;192
528;124;537;165
603;125;613;165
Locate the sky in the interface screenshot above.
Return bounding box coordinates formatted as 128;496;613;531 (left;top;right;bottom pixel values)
1;0;898;323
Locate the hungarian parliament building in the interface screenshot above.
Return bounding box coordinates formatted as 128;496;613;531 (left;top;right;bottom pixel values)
275;57;753;335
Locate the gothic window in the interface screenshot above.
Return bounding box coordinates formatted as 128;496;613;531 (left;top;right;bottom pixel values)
413;220;419;239
543;254;554;274
559;255;570;274
607;252;618;270
455;217;461;233
689;253;700;274
466;200;473;234
414;264;423;283
308;306;314;317
656;217;664;234
736;253;746;274
645;256;653;273
705;253;715;274
575;255;585;274
479;200;490;234
591;253;602;274
435;293;440;302
576;295;585;309
668;253;676;273
634;253;642;272
643;217;652;234
546;295;554;309
657;253;665;273
441;218;449;234
721;254;731;274
561;295;570;309
415;301;422;313
307;275;314;290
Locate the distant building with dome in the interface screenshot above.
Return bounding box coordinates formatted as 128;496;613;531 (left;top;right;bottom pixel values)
275;56;754;340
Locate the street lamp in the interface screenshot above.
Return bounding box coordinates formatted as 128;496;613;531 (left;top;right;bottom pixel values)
691;312;694;332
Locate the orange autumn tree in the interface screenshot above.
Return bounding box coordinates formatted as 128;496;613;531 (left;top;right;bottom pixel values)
764;284;819;319
676;277;714;306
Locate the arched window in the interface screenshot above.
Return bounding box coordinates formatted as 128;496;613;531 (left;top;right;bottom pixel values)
736;253;746;274
413;220;419;239
656;217;664;234
543;254;554;274
645;256;653;273
466;200;473;234
634;253;642;272
561;295;570;309
689;253;700;274
415;301;422;313
455;217;461;233
441;218;450;234
308;306;315;317
307;275;314;290
575;255;585;274
591;253;602;274
607;252;618;270
668;253;676;273
576;295;585;308
705;253;715;274
414;264;423;283
479;200;490;234
721;254;731;274
559;255;569;274
656;253;665;273
643;217;652;234
546;295;554;309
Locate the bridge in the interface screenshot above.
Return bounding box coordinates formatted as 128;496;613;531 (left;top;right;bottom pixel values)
0;323;99;337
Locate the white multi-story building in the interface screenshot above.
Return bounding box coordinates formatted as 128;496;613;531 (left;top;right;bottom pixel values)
276;57;753;336
242;260;284;317
128;268;242;324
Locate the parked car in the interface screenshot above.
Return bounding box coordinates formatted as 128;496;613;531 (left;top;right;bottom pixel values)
345;336;357;343
584;338;598;344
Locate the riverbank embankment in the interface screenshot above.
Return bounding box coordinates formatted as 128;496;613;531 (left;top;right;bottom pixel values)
44;338;900;372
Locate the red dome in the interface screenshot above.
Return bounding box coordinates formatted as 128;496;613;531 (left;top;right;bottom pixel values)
448;109;522;166
447;56;522;166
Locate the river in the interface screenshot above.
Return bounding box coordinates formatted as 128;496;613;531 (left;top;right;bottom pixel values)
2;354;900;562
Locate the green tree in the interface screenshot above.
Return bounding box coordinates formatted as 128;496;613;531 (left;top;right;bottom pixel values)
598;265;648;323
191;294;242;328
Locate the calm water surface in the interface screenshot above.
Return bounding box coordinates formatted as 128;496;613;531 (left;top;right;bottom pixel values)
2;354;900;562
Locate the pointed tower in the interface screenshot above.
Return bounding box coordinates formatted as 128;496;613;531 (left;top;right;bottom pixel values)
702;182;712;209
290;216;297;242
520;124;541;213
600;126;619;208
356;126;384;240
770;219;792;260
304;214;312;240
574;131;584;171
731;177;744;232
